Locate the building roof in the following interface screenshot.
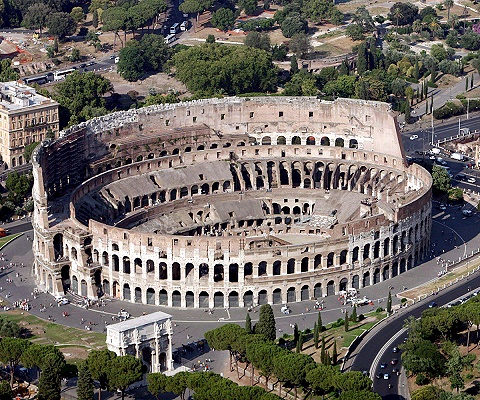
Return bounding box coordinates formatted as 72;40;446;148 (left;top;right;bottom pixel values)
107;310;172;333
0;81;57;112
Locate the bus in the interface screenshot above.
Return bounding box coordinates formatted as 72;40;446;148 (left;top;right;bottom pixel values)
170;23;180;34
23;75;49;85
164;34;177;44
53;68;76;81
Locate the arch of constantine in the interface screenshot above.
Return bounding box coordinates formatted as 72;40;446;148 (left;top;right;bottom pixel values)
31;97;432;309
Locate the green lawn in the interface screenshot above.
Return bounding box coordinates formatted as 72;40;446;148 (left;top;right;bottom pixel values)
4;311;106;350
0;233;22;248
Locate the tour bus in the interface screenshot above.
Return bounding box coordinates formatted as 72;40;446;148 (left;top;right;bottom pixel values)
164;34;177;44
53;68;76;81
23;75;49;85
170;23;180;34
180;21;188;31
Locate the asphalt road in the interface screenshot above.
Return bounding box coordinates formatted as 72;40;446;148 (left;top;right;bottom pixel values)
351;275;480;399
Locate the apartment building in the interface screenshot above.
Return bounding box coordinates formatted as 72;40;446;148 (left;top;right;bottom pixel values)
0;81;59;168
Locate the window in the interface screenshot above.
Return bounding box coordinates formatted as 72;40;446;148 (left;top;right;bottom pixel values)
165;119;169;126
193;117;197;122
309;112;313;117
250;112;254;118
221;114;225;120
279;111;283;117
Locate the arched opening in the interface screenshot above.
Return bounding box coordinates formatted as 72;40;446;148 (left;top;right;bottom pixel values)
159;262;167;280
314;283;322;298
199;263;209;279
134;287;142;303
146;288;155;305
61;265;70;294
301;285;309;301
335;138;345;147
214;292;224;308
363;272;370;287
172;263;181;281
214;264;224;282
229;263;238;282
349;139;358;148
258;290;267;305
301;257;309;272
352;275;359;289
306;136;315;145
123;283;131;300
112;281;119;298
258;261;267;276
287;287;296;303
199;291;209;308
277;136;286;145
80;279;87;297
339;278;348;291
320;137;330;146
72;276;78;294
53;234;64;259
103;279;110;296
186;291;194;307
373;268;380;284
291;136;301;145
326;280;335;296
273;288;282;304
229;291;239;308
172;290;181;307
340;250;347;265
159;289;168;305
287;258;295;274
273;260;281;275
244;290;253;307
123;257;130;274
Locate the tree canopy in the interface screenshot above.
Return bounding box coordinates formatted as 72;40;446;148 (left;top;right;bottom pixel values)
171;43;277;96
107;355;143;400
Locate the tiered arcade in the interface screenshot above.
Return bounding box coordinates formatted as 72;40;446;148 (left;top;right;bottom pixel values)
31;97;432;308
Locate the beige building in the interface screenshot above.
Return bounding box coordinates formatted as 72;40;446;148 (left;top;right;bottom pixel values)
0;81;59;168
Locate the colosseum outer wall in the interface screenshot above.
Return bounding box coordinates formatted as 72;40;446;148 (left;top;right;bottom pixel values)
31;97;431;308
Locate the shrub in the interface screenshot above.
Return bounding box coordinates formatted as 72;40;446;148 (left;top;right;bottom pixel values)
401;298;407;303
375;307;384;313
358;314;365;321
433;101;464;119
415;373;429;385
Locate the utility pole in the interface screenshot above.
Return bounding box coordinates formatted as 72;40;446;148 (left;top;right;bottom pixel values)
431;112;434;145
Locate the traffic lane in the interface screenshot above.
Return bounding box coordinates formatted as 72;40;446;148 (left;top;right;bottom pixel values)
373;343;402;397
6;222;32;235
351;274;480;373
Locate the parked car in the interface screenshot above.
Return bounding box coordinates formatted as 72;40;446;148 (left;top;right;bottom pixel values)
467;177;476;184
409;134;418;140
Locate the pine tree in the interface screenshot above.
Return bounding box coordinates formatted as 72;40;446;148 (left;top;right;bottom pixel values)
293;324;299;345
290;55;299;75
386;291;392;314
344;311;349;332
245;313;252;334
92;9;99;28
313;322;319;349
317;312;323;331
320;335;326;363
38;365;61;400
77;361;94;400
255;304;276;341
356;42;368;75
351;304;357;323
339;58;349;76
325;351;332;366
332;340;338;365
404;100;411;124
296;332;304;353
54;38;59;54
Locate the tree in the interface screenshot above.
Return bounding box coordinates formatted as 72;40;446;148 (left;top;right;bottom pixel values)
92;9;99;28
273;352;315;398
166;371;190;400
431;164;451;193
289;33;311;58
179;0;214;20
147;373;170;400
302;0;343;25
0;338;30;388
401;338;446;378
444;0;454;23
293;323;299;345
352;6;375;32
211;8;235;31
107;355;143;400
117;41;145;82
290;55;299;74
387;291;392;314
356;42;368;75
281;12;307;38
351;305;357;323
70;6;85;23
334;371;373;392
87;349;117;400
296;332;304;353
245;313;252;333
345;24;365;41
77;361;94;400
140;34;171;71
344;311;349;332
0;381;13;400
205;324;248;372
332;340;338;365
411;386;442;400
22;3;52;33
306;364;337;398
255;304;276;341
70;48;80;62
239;0;257;15
314;322;319;349
245;31;271;51
0;59;19;82
46;12;76;39
54;71;112;126
388;3;418;26
37;351;66;400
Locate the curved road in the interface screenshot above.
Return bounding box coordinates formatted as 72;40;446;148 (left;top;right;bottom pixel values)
350;273;480;399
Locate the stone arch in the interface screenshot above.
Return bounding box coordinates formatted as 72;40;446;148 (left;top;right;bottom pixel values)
229;291;239;308
172;290;181;307
320;137;330;146
244;290;253;307
262;136;271;145
339;278;348;291
172;263;181;280
301;285;309;301
134;287;142;303
159;289;168;305
123;256;130;274
273;260;281;275
373;268;380;284
326;280;335;296
277;136;286;145
291;136;301;145
349;139;358;148
287;258;295;274
214;264;224;282
258;290;268;305
273;288;282;304
214;292;224;308
72;275;78;293
314;283;322;298
306;136;315;145
363;272;370;287
287;287;296;303
301;257;309;272
146;288;155;305
159;262;167;279
335;138;345;147
352;275;359;289
123;283;131;300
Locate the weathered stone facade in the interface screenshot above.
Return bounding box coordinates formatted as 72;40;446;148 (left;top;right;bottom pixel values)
31;97;432;308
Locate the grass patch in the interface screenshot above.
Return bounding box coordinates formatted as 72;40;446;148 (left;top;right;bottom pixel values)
4;310;106;350
0;233;22;248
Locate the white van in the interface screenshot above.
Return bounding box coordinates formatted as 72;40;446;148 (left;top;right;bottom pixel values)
180;21;188;31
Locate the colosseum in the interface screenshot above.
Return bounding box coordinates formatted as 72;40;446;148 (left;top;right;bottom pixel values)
31;97;432;309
